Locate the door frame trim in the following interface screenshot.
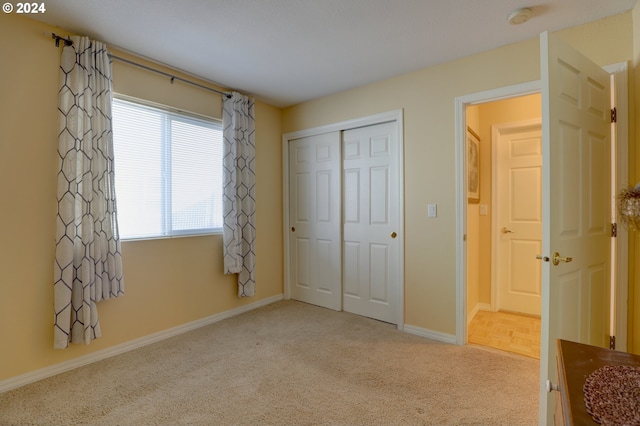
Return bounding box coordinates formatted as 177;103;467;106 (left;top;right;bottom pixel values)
491;118;542;313
603;61;629;352
282;109;405;330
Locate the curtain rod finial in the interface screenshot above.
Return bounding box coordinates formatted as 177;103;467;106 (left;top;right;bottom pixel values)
51;32;73;47
50;32;60;47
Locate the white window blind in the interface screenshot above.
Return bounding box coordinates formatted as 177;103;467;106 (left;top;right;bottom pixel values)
112;97;223;239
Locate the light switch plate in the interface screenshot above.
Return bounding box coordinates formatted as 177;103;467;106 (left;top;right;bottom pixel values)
427;203;437;218
480;204;488;215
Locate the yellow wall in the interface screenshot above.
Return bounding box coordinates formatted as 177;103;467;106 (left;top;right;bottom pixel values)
0;14;283;382
283;13;634;336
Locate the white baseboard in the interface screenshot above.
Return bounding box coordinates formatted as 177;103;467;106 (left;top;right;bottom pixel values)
0;294;283;394
479;303;491;312
403;324;457;345
468;303;491;324
468;304;480;323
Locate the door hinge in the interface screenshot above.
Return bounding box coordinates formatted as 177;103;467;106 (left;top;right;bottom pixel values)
610;335;616;350
612;223;617;238
611;107;617;123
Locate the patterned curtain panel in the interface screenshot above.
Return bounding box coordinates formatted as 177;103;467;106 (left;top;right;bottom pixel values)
53;36;124;349
222;92;256;297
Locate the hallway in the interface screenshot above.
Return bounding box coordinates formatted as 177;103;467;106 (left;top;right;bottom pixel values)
468;310;541;359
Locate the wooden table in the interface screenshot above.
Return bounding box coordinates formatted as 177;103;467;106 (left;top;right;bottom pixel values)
555;339;640;425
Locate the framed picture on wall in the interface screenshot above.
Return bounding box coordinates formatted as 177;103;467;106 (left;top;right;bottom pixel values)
467;127;480;203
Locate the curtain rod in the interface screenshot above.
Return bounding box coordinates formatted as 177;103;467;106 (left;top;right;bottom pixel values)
108;55;232;98
51;33;232;99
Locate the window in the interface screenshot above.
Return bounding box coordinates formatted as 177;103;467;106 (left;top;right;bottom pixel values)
112;97;223;239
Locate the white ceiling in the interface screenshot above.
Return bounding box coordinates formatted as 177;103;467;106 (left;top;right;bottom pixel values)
33;0;637;108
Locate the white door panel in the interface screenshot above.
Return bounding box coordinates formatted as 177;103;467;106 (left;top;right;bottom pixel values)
343;122;399;323
539;31;611;425
289;132;342;310
496;123;542;315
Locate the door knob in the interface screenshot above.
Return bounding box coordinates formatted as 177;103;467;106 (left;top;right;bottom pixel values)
552;252;573;266
291;227;295;232
501;227;515;234
390;232;397;239
536;254;550;262
546;380;559;393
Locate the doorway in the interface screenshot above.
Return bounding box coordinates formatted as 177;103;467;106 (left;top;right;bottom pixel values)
456;62;629;353
465;94;542;358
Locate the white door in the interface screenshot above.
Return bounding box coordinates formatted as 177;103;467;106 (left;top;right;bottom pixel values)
288;132;342;310
342;121;400;324
539;31;611;424
496;122;542;316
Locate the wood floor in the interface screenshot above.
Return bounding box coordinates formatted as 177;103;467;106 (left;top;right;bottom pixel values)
468;310;541;359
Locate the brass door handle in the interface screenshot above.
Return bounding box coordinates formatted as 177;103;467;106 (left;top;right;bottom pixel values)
501;227;515;234
536;254;550;262
291;227;295;232
390;232;397;239
552;252;572;266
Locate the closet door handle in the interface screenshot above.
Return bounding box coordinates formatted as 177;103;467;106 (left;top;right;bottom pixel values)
390;232;397;238
291;227;295;232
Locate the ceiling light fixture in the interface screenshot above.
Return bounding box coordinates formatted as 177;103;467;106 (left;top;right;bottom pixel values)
508;7;532;25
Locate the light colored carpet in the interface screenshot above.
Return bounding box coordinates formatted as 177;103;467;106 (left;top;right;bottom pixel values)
0;300;539;425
